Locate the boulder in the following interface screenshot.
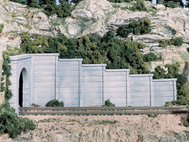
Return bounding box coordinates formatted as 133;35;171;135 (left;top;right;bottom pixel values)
153;4;166;10
15;17;27;25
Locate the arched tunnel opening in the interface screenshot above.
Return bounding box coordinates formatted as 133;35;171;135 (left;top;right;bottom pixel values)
19;72;23;107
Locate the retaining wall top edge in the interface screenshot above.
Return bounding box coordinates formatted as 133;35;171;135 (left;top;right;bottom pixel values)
105;69;130;72
10;54;32;61
129;74;154;77
82;64;107;67
59;59;83;61
153;78;177;82
10;53;60;61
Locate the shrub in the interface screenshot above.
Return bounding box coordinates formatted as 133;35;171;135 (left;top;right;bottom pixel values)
117;24;133;38
18;117;36;132
0;24;4;33
0;101;35;138
103;99;115;107
148;113;158;118
159;37;183;47
165;101;173;106
184;108;189;127
140;17;151;34
159;0;182;8
173;37;183;46
143;52;157;62
117;17;151;38
129;0;147;11
107;0;132;2
45;99;64;107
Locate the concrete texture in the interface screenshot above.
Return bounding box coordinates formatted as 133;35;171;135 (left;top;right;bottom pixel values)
8;54;177;115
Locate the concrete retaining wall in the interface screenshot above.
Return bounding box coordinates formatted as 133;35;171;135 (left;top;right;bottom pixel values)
9;54;177;115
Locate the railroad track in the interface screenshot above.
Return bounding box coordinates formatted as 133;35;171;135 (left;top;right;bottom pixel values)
19;106;187;116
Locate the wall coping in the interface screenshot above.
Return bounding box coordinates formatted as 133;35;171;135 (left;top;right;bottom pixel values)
105;69;130;72
153;78;177;82
82;64;107;67
10;53;59;61
59;58;83;62
129;74;154;77
10;54;32;61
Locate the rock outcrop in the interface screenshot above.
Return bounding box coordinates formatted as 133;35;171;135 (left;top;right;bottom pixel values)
0;0;189;83
0;127;189;142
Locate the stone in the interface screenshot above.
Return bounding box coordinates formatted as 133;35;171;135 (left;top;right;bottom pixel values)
153;4;166;10
15;17;27;25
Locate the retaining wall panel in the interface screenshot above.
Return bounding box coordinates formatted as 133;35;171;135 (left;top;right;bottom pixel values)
129;92;149;98
104;82;126;87
104;93;126;98
59;88;78;93
129;86;149;93
34;60;55;66
154;91;174;97
153;81;173;86
58;93;78;99
129;80;149;86
81;93;102;99
105;72;126;76
81;87;102;93
81;82;102;88
153;85;173;91
104;76;126;82
104;87;126;93
81;76;102;82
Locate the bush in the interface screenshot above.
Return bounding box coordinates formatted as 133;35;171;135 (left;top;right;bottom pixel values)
143;52;157;62
173;37;183;46
165;101;174;106
18;117;36;132
107;0;132;2
117;17;151;38
45;99;64;107
0;101;35;138
103;99;115;107
159;37;183;47
129;0;147;11
184;108;189;127
117;24;133;38
0;24;4;33
159;0;182;8
148;113;158;118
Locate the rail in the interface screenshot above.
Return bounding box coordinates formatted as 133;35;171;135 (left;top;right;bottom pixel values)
19;106;187;116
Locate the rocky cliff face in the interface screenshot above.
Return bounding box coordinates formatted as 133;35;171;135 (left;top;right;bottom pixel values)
0;0;189;80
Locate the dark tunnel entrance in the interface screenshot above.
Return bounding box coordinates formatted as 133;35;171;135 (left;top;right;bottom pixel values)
19;72;23;107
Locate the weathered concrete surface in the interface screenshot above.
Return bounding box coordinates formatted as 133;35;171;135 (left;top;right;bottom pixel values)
9;54;177;116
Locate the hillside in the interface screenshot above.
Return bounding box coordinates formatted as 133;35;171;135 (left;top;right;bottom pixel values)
0;0;189;141
0;0;189;78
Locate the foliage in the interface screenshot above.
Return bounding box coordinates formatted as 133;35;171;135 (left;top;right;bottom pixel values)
0;24;4;33
117;17;151;38
100;120;117;124
159;0;183;8
0;101;35;138
143;52;157;62
129;0;147;11
165;101;173;106
45;99;64;107
159;37;183;47
107;0;132;2
184;108;189;127
153;62;189;106
44;0;72;18
148;113;158;118
117;24;133;38
103;99;115;107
